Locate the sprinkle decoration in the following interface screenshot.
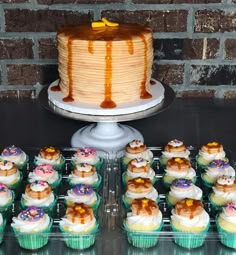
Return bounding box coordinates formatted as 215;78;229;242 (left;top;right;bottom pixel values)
77;147;96;157
31;180;48;188
2;145;22;156
73;184;94;196
0;183;8;193
172;178;192;188
168;139;183;147
225;202;236;211
209;159;229;169
19;206;44;222
132;158;147;164
35;164;54;174
129;140;144;148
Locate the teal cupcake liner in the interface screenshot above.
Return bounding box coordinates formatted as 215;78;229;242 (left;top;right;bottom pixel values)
33;156;66;173
216;216;236;249
68;173;102;190
123;221;163;248
71;157;104;171
122;195;160;210
0;190;15;221
59;223;99;250
122;172;157;187
170;222;210;249
200;173;214;188
208;194;223;212
12;218;53;250
0;219;6;245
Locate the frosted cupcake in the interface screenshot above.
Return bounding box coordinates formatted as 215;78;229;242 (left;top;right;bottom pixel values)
122;140;153;167
20;180;57;214
11;206;53;250
159;139;190;167
0;160;22;189
122;158;156;185
163;157;196;187
68;163;101;189
34;146;65;172
167;179;202;207
0;183;15;220
59;203;99;249
123;198;163;248
196;142;227;170
209;175;236;210
65;184;100;210
201;159;235;188
28;164;62;189
0;145;29;171
170;198;210;248
71;147;103;171
122;177;158;209
216;202;236;248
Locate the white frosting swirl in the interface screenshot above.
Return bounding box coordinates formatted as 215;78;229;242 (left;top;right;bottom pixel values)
72;154;99;165
198;150;226;161
59;217;96;233
68;172;99;185
169;185;202;200
205;166;235;180
125;150;153;162
126;168;155;181
65;189;97;205
0;161;14;170
0;152;27;165
28;171;59;184
212;188;236;200
75;164;93;172
0;171;20;185
0;190;13;206
130;158;149;168
125;187;158;201
22;192;55;207
219;207;236;224
35;155;62;165
162;150;190;159
165;168;196;179
0;214;3;225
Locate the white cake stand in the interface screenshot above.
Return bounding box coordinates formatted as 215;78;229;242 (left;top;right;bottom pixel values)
39;80;175;155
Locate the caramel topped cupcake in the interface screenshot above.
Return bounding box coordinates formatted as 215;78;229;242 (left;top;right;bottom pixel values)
0;160;21;188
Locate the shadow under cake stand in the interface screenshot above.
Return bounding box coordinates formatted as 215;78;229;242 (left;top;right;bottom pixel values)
39;79;175;155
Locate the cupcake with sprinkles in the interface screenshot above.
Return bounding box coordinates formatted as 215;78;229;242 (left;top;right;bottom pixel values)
166;179;202;208
59;203;99;249
68;163;102;189
216;202;236;248
71;147;103;171
34;146;65;172
0;145;29;172
28;164;62;190
0;183;15;220
11;206;53;250
201;159;235;188
65;184;100;211
122;158;156;186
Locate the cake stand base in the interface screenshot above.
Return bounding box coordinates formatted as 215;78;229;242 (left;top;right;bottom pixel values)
71;122;143;156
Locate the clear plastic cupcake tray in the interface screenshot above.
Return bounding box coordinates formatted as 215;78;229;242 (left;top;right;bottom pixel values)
0;146;235;254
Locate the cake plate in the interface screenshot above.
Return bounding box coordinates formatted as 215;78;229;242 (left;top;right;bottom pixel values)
39;80;175;155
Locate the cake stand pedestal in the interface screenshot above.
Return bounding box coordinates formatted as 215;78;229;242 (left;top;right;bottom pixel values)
39;81;175;155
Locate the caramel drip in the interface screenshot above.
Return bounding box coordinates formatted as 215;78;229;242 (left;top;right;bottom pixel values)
100;41;116;108
126;39;134;54
139;33;152;99
135;200;153;215
88;40;94;54
67;204;92;224
51;85;61;91
176;200;202;220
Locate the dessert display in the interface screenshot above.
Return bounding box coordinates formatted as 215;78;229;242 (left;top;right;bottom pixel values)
209;175;236;209
196;141;227;170
0;213;6;245
34;146;65;171
64;184;100;210
170;199;210;248
159;139;190;167
163;157;196;187
0;183;15;219
166;178;202;207
122;157;156;185
122;140;153;167
68;163;102;188
59;203;99;249
201;159;235;188
28;164;62;189
123;198;163;248
11;206;53;250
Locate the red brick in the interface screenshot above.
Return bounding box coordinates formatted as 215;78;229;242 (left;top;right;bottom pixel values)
39;38;57;59
7;64;58;85
5;9;93;32
178;90;215;98
0;39;33;59
224;91;236;99
152;64;184;85
101;10;188;32
38;0;124;3
225;39;236;60
133;0;220;2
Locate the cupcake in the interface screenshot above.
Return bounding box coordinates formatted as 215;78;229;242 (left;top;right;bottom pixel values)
0;183;15;220
0;145;29;171
159;139;190;167
216;202;236;248
123;198;163;248
71;147;103;171
163;157;196;187
65;184;100;210
122;158;156;185
59;203;99;249
209;175;236;210
122;177;158;208
122;140;153;168
0;213;6;245
170;198;210;249
166;179;202;207
196;141;227;170
28;164;62;189
20;180;57;214
68;163;101;189
34;146;65;172
201;159;235;188
11;206;53;250
0;159;22;189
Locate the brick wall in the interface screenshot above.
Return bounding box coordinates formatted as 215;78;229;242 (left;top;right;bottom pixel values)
0;0;236;98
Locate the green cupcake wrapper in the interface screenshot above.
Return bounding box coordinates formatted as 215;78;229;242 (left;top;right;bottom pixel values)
123;221;163;248
122;195;160;210
12;218;53;250
170;221;210;249
71;157;104;171
208;194;223;212
0;190;15;220
59;223;99;250
68;173;102;190
27;173;62;190
6;171;23;190
121;172;157;187
33;156;66;173
195;156;209;171
200;173;214;188
216;216;236;249
0;219;6;245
